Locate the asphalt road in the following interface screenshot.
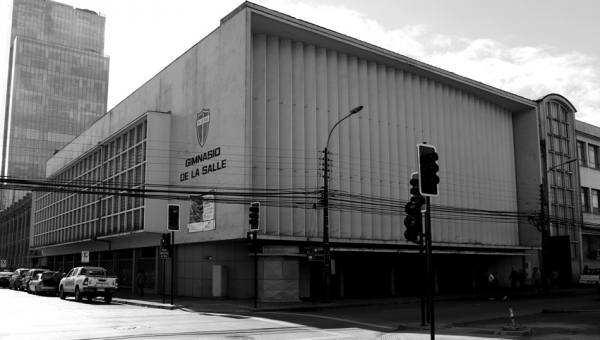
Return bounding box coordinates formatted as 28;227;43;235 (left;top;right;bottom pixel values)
2;288;599;339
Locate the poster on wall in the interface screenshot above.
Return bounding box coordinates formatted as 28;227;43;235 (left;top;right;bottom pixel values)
188;194;216;232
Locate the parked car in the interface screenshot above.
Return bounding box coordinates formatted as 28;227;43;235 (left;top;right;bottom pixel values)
28;272;60;295
579;268;600;286
20;269;49;292
59;266;117;303
8;268;29;290
0;271;12;288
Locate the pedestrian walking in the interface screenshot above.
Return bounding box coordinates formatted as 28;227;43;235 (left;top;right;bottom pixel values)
533;267;541;291
509;268;519;291
550;269;559;289
136;268;147;296
487;271;507;301
518;269;525;289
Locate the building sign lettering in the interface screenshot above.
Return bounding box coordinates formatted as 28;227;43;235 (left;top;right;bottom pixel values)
180;147;227;182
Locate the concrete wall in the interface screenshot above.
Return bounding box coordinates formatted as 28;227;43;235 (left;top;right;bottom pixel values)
250;31;521;246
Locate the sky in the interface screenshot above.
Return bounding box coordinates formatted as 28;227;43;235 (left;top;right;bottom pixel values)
1;0;600;128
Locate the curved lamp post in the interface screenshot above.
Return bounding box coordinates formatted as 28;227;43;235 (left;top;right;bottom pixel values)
322;105;363;303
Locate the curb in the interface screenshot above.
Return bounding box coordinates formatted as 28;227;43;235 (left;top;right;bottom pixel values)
397;323;453;331
542;308;600;314
99;289;582;314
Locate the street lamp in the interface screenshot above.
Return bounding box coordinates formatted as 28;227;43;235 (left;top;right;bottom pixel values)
322;105;363;303
540;158;577;288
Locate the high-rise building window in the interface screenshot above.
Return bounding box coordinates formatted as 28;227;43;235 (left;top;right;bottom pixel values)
577;141;587;166
589;144;599;169
593;189;600;214
581;187;590;213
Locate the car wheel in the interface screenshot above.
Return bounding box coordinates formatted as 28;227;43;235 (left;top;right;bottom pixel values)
59;287;66;300
75;287;82;302
104;294;112;304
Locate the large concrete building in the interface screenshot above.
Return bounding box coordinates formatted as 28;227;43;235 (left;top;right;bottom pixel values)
27;2;583;300
0;0;109;209
576;120;600;270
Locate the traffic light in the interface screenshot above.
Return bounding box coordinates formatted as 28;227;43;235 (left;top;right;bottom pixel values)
249;202;260;231
167;204;180;231
161;233;172;254
417;144;439;197
247;231;257;251
404;173;424;243
404;198;423;243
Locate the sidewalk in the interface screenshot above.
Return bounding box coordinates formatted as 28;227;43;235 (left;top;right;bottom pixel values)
99;286;584;314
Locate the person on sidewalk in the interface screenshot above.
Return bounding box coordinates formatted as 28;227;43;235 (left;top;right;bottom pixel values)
550;269;559;289
518;269;525;289
533;267;541;291
487;271;507;300
136;268;147;296
509;268;519;291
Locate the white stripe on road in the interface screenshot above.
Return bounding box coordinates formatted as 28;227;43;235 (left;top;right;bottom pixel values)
251;316;349;339
259;312;397;330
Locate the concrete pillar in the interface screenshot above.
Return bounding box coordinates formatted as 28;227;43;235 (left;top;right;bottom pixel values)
339;266;345;297
391;268;396;296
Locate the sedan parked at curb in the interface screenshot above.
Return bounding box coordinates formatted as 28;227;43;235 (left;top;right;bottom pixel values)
9;268;29;290
20;269;49;292
0;271;12;288
28;272;60;295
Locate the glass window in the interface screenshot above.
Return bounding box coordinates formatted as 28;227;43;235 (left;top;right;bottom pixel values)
589;144;599;169
593;189;599;214
582;188;590;212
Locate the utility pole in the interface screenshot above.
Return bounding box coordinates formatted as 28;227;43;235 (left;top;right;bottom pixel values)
322;147;331;304
321;105;364;304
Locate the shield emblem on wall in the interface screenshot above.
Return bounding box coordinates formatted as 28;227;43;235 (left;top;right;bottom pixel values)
196;109;210;148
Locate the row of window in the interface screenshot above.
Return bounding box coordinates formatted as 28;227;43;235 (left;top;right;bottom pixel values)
581;187;600;214
577;141;600;170
33;121;148;248
582;234;600;259
33;208;145;248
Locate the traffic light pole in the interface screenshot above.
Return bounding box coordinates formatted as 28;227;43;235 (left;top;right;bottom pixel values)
171;231;174;305
254;233;258;308
425;197;435;340
420;230;426;326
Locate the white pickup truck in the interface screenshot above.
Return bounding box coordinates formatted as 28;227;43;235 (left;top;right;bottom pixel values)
578;268;600;286
59;266;118;303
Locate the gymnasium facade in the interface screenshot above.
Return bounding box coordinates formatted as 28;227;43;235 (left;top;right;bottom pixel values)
27;2;583;300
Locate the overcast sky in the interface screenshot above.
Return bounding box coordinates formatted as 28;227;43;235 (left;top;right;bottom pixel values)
2;0;599;127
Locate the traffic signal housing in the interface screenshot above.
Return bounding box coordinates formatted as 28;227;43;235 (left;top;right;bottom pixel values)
404;173;424;243
249;202;260;231
417;144;439;197
167;204;180;231
161;233;172;254
404;198;423;243
247;231;257;251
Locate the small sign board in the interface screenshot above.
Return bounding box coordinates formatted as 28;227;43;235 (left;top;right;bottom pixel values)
307;253;324;262
303;246;322;254
0;259;6;268
159;247;170;259
81;251;90;263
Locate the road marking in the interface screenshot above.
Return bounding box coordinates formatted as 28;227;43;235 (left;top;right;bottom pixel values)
260;312;396;330
250;316;348;339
